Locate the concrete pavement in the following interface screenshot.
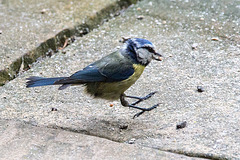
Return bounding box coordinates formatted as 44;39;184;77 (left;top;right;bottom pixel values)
0;0;240;159
1;119;200;160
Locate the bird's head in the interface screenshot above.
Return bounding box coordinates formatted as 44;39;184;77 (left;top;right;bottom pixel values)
121;38;162;66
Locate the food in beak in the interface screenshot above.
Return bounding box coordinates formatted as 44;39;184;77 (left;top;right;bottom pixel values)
153;52;163;61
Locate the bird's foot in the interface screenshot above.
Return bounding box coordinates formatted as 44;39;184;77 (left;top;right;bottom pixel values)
120;91;159;118
126;91;158;105
131;103;160;119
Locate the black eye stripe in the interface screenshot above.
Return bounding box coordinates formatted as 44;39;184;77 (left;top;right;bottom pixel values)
143;47;155;53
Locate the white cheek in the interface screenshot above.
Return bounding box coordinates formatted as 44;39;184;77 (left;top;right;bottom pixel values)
138;52;145;59
137;50;153;64
137;49;147;58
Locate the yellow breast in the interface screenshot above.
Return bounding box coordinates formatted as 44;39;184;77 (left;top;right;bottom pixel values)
123;64;145;83
89;64;145;100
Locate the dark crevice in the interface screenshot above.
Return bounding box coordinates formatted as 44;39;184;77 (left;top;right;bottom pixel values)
0;118;233;159
158;148;229;160
46;125;121;143
43;123;229;160
0;0;138;86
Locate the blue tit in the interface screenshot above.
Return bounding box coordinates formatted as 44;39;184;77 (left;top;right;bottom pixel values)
26;38;163;118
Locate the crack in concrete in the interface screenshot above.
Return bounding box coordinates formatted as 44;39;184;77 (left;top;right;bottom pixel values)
41;122;229;160
45;124;122;143
151;148;230;160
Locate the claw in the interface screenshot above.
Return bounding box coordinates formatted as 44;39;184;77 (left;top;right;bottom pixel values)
143;91;158;100
132;103;160;119
133;111;145;119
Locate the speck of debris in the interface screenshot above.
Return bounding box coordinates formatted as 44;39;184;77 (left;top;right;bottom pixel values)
137;15;144;20
51;108;58;111
46;49;53;57
40;9;47;14
114;12;120;17
211;19;216;22
192;43;198;50
211;37;219;41
109;103;114;107
120;37;131;43
119;124;128;130
197;86;204;92
128;138;136;144
162;20;167;24
0;30;2;34
176;121;187;129
70;36;76;43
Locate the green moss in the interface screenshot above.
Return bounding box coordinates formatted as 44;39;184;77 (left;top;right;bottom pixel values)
0;70;11;86
1;0;139;86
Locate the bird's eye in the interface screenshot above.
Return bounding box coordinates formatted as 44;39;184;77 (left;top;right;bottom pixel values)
144;47;155;53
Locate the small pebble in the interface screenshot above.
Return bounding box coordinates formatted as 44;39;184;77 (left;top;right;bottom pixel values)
40;9;47;14
137;7;141;11
137;15;144;20
114;12;120;17
51;108;58;111
128;138;136;144
119;124;128;130
200;17;204;21
211;18;216;22
162;20;167;24
70;36;76;43
191;43;198;50
176;121;187;129
116;46;120;49
197;86;204;92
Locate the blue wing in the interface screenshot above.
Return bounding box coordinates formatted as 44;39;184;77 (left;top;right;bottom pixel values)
54;51;134;84
70;65;107;82
98;63;134;82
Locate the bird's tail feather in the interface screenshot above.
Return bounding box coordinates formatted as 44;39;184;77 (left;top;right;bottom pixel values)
26;76;67;88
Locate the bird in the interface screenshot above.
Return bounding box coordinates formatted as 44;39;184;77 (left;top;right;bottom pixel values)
26;38;163;118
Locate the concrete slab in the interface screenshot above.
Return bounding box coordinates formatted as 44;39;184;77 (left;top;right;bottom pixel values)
0;0;239;159
0;0;136;85
0;119;202;160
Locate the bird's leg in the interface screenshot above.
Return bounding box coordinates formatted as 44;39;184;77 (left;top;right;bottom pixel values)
120;92;159;119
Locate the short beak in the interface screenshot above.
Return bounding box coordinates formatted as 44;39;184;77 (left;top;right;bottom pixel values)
153;52;163;61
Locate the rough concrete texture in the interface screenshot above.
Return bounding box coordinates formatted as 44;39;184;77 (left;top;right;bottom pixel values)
0;0;136;85
0;0;240;159
0;119;203;160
